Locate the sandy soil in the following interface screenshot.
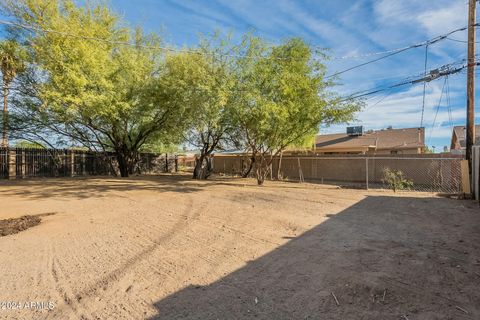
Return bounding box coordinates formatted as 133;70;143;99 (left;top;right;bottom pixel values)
0;174;479;320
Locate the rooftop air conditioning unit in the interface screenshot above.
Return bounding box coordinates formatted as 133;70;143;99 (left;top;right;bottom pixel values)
347;126;363;136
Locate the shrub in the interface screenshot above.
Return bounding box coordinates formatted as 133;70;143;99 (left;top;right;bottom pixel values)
382;168;413;192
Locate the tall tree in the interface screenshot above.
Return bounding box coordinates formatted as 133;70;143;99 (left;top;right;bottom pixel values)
3;0;193;176
233;37;361;185
0;39;26;147
175;37;238;180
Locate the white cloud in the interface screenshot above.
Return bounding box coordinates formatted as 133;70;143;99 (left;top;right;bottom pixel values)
417;2;467;37
323;79;465;142
213;0;305;37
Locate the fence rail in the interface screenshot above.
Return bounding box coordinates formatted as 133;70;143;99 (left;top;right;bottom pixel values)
0;147;178;179
212;154;464;193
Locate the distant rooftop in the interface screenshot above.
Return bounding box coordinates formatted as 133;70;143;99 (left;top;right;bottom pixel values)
315;127;425;151
451;125;480;148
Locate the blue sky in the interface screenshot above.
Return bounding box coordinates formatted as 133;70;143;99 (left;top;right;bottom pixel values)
2;0;477;150
107;0;477;151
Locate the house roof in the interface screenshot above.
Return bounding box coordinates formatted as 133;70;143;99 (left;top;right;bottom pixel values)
452;125;480;148
315;127;425;151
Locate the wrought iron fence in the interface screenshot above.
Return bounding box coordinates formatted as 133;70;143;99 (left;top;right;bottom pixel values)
0;148;178;179
137;153;177;174
0;148;7;178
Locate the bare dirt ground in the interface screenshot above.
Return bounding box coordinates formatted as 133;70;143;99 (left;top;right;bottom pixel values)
0;174;479;320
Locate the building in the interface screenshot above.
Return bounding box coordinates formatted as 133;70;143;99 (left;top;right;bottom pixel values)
450;125;480;153
314;126;425;155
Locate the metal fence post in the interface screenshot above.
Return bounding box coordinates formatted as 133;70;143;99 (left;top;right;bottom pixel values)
165;153;169;172
365;157;369;190
70;151;75;177
8;148;16;180
21;150;26;178
81;152;86;176
147;153;150;173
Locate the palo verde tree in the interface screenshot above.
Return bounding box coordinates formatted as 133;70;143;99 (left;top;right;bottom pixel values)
3;0;193;176
175;36;238;180
0;39;26;147
233;37;361;185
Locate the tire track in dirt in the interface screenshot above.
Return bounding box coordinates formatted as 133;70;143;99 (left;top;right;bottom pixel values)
46;244;84;320
85;195;254;319
130;192;283;285
49;196;200;318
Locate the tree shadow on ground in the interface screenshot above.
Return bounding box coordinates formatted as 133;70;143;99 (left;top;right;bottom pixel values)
0;174;344;200
0;174;236;199
148;195;480;320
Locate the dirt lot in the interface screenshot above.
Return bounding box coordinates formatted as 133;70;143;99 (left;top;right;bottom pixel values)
0;174;479;320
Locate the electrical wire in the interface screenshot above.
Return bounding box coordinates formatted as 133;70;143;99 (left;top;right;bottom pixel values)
326;24;480;78
446;37;480;44
446;76;454;132
364;89;396;111
326;46;421;79
1;18;479;64
420;44;429;127
0;19;293;61
340;59;475;102
428;76;448;144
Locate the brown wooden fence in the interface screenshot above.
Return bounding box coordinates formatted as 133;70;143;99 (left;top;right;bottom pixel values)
0;147;177;179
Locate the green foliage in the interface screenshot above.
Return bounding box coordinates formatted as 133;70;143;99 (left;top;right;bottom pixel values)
0;39;28;146
3;0;193;176
423;146;434;154
139;141;180;154
382;168;413;192
2;1;362;181
0;39;27;86
13;140;44;148
232;36;361;184
177;35;239;179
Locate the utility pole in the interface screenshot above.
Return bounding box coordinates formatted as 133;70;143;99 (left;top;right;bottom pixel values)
466;0;476;173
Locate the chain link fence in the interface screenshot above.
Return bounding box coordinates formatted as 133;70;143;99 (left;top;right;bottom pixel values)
213;154;463;194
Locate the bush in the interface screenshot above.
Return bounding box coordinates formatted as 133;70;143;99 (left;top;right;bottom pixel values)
382;168;413;192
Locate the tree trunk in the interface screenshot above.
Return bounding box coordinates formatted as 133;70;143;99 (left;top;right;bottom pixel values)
193;154;204;179
256;166;266;185
193;153;212;180
127;153;138;175
2;84;8;147
277;151;283;180
116;152;129;177
255;154;274;186
255;161;269;186
242;155;255;178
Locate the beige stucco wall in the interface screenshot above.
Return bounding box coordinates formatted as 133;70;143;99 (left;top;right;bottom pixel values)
371;148;421;155
212;154;462;192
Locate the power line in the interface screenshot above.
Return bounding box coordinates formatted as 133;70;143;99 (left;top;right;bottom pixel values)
0;19;296;61
1;18;479;65
364;89;396;111
329;45;428;61
446;76;454;132
326;24;480;79
447;37;480;44
341;59;476;102
326;46;419;79
428;76;448;144
420;44;429;127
